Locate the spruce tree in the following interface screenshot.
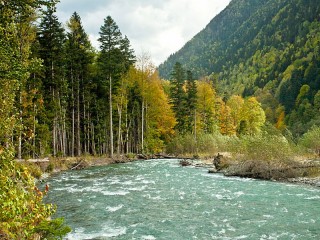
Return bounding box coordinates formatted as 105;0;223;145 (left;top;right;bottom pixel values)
170;62;187;133
98;16;122;158
66;12;94;156
186;70;197;134
98;16;135;157
37;0;66;156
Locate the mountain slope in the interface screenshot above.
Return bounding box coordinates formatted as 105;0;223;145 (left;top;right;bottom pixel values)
159;0;320;136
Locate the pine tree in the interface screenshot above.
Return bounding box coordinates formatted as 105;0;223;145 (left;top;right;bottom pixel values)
37;0;66;156
170;62;187;133
98;16;135;157
66;12;94;156
186;70;197;134
98;16;122;158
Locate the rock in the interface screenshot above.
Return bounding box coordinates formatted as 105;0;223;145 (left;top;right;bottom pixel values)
213;153;224;171
180;159;192;166
208;168;217;173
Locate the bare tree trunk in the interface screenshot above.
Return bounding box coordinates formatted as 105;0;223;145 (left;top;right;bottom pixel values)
33;103;36;158
52;88;56;157
109;75;114;158
141;100;144;153
117;104;122;156
84;101;87;154
71;73;75;157
63;109;67;156
125;108;129;154
77;77;81;156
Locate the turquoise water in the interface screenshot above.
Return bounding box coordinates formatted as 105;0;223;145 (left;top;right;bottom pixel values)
43;159;320;239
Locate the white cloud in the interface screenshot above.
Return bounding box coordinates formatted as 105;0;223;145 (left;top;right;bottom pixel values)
56;0;231;65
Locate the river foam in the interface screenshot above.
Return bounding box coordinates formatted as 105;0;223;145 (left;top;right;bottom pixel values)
43;159;320;239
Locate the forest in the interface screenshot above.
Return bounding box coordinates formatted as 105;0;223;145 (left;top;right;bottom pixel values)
1;0;320;238
0;0;269;160
159;0;320;137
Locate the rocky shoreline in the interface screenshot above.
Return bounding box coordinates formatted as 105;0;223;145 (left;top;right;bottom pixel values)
20;154;320;188
179;156;320;188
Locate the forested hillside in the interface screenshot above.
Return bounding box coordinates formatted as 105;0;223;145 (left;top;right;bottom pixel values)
159;0;320;136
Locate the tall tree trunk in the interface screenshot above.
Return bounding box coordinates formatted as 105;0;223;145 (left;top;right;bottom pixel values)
109;75;114;158
52;88;56;157
117;104;122;156
141;100;144;153
71;72;75;157
77;76;81;156
125;108;129;154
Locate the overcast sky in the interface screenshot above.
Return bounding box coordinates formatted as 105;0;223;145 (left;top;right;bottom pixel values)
56;0;231;66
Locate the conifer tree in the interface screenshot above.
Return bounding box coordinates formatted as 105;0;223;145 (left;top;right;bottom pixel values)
98;16;135;157
186;70;197;134
66;12;94;156
37;0;66;156
170;62;187;133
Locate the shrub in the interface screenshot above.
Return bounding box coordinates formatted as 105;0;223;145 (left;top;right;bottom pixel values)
298;126;320;156
0;148;70;239
234;133;294;162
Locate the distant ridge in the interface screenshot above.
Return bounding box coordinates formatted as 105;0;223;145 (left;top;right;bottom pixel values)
159;0;320;135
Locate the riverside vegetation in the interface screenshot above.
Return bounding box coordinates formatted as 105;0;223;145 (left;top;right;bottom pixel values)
1;0;320;239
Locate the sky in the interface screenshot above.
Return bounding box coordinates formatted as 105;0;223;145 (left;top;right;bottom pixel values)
56;0;231;66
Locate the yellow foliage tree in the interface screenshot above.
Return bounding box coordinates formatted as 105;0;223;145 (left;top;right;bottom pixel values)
196;80;217;133
239;97;266;135
227;95;244;130
219;101;236;135
144;71;176;153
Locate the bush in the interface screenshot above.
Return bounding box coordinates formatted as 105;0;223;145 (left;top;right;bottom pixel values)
231;133;294;162
0;148;70;239
298;126;320;156
46;162;55;173
34;218;71;240
166;133;224;156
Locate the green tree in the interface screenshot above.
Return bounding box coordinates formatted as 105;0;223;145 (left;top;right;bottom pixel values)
185;70;197;134
98;16;124;157
0;1;70;239
170;62;187;133
65;12;94;156
37;0;67;157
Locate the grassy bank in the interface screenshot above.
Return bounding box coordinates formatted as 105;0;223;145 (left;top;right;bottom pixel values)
167;126;320;183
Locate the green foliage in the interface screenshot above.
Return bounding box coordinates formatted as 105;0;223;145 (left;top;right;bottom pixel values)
170;62;188;133
34;218;71;240
167;126;294;163
166;132;228;156
235;134;293;162
159;0;320;137
0;149;70;239
298;126;320;156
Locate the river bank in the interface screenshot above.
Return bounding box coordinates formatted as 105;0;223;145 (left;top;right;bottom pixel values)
180;154;320;188
20;153;320;188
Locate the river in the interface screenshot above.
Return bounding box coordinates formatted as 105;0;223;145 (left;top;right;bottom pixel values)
43;159;320;239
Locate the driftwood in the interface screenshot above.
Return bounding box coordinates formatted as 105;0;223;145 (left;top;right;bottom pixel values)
71;160;88;170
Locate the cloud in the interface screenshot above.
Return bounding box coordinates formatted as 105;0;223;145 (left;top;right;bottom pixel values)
56;0;231;65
